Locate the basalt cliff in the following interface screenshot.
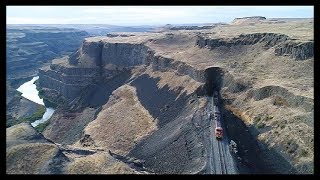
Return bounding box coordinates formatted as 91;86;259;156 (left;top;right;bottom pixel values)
7;18;314;174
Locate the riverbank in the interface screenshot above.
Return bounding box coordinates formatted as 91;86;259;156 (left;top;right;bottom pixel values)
7;76;56;130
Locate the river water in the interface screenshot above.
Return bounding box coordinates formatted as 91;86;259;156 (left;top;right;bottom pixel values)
16;76;55;127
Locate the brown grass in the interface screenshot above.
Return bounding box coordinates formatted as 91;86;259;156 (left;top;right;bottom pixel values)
66;152;137;174
83;85;157;155
225;105;253;125
6;143;58;174
144;67;204;96
273;96;289;107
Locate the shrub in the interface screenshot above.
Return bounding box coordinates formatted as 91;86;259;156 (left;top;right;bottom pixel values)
257;123;265;129
300;149;308;157
35;120;50;132
264;115;274;121
255;116;262;122
273;96;289;107
38;89;45;98
18;106;46;124
43;98;58;108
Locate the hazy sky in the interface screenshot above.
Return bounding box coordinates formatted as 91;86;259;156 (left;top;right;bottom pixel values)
7;6;313;25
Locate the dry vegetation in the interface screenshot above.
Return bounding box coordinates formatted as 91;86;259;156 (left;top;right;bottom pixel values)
81;85;157;155
66;152;136;174
7;143;59;174
143;66;204;96
224;88;313;173
7;18;313;174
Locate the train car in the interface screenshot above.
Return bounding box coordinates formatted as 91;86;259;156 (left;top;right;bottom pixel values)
214;116;223;139
214;112;223;139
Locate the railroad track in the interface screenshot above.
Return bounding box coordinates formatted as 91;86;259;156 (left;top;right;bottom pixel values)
217;140;228;174
212;94;228;174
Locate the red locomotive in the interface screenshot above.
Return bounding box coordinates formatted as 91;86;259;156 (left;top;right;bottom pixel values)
215;115;223;139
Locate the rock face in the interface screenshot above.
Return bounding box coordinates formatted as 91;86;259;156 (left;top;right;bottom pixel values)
39;38;208;105
196;33;313;60
196;33;290;48
6;26;89;81
39;61;100;102
169;25;214;30
68;40;150;68
234;16;266;20
275;41;314;60
232;16;267;25
101;43;149;68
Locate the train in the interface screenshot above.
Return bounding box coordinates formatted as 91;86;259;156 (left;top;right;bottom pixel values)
214;109;223;139
213;91;223;139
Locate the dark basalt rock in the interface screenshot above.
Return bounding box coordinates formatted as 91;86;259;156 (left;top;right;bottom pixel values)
196;33;313;60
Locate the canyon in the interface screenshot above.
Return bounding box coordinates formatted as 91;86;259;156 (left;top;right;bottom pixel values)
6;18;314;174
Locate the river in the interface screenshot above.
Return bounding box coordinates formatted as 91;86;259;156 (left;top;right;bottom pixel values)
16;76;55;127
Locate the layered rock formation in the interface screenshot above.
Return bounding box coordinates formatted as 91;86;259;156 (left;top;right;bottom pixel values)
196;33;313;60
38;40;151;104
274;41;314;60
6;26;90;129
38;35;209;106
6;26;89;82
7;18;314;174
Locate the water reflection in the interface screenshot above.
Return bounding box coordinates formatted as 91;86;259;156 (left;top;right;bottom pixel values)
17;76;44;105
16;76;55;127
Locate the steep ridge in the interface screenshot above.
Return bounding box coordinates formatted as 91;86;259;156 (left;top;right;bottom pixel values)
38;37;209;107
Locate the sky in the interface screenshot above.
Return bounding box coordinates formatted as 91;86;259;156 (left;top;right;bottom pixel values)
6;6;314;26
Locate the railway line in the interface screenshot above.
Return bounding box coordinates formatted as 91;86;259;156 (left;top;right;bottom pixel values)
205;91;237;174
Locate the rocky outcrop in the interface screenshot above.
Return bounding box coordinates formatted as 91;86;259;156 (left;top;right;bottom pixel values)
196;33;313;60
39;35;276;107
196;33;290;49
232;16;267;25
39;39;151;104
39;65;100;101
39;39;210;105
106;34;135;37
6;122;136;174
102;43;149;68
169;25;215;30
149;53;206;83
247;85;313;112
275;41;314;60
234;16;266;21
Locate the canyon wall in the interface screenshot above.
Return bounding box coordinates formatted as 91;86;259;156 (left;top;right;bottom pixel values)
37;31;313;174
39;39;211;105
196;33;313;60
